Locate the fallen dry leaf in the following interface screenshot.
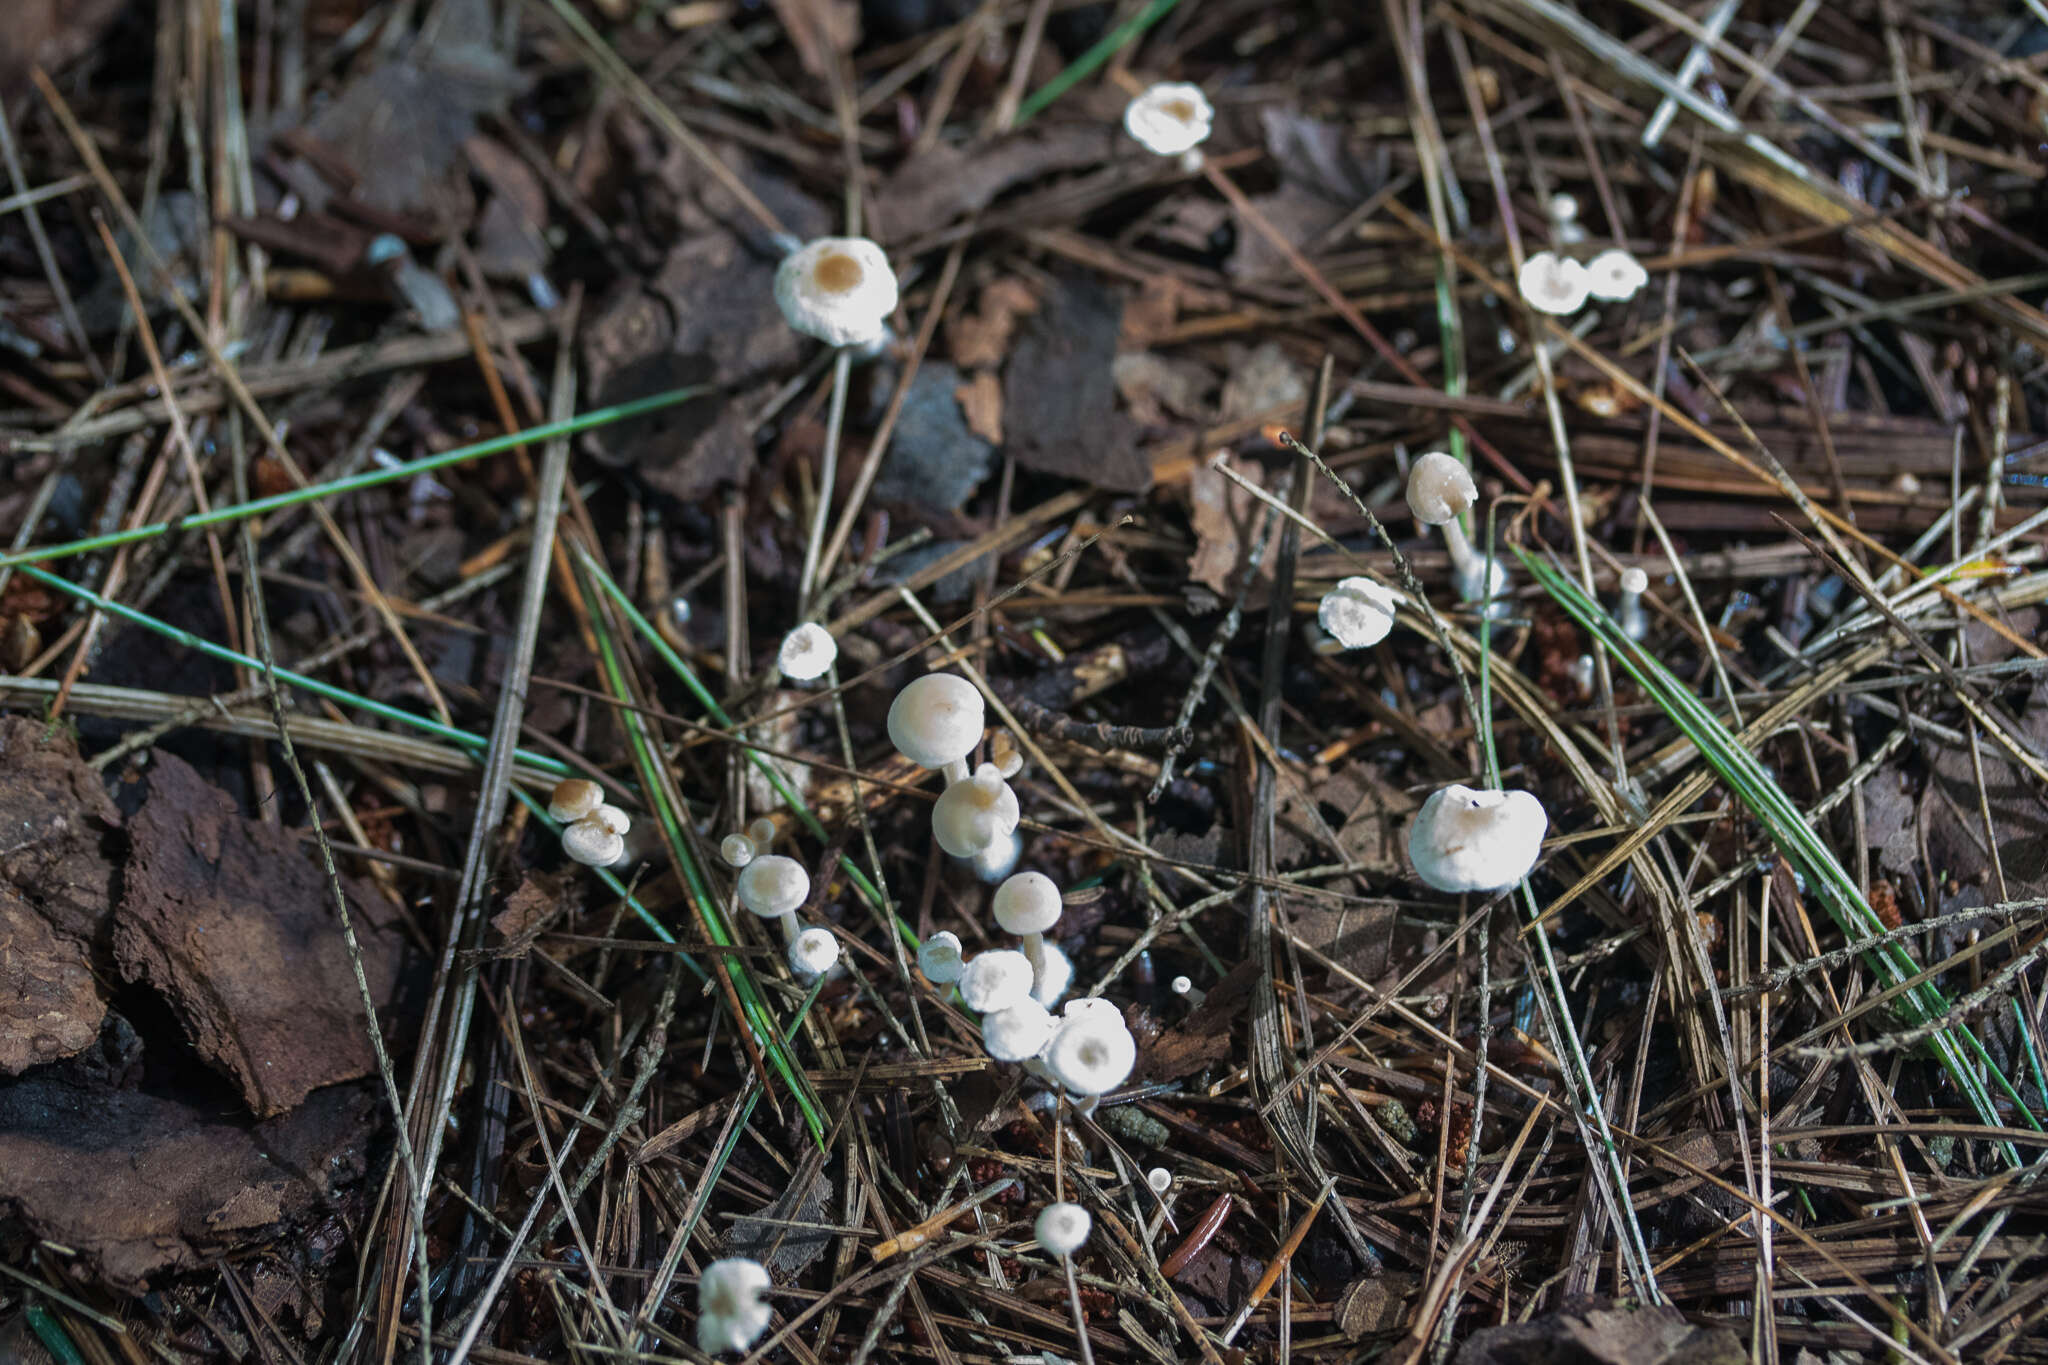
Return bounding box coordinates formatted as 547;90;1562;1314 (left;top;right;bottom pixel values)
1003;275;1149;493
874;127;1118;243
955;370;1004;445
1185;457;1265;596
949;277;1039;371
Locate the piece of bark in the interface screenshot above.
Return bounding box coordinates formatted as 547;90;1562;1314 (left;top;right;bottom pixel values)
113;752;401;1117
0;883;102;1075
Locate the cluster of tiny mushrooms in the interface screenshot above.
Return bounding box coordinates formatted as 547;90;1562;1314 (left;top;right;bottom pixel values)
531;80;1657;1358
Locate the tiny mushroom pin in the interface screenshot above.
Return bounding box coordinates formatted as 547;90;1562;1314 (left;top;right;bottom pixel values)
993;871;1062;984
1317;576;1399;650
959;949;1035;1014
777;622;838;681
788;926;840;981
1407;783;1549;893
696;1258;773;1355
773;237;898;348
1035;1202;1092;1256
737;854;811;943
1617;566;1651;641
1407;452;1508;611
1586;247;1649;302
931;763;1021;858
917;930;967;985
1517;250;1591;316
888;673;985;783
1123;82;1214;161
547;778;603;824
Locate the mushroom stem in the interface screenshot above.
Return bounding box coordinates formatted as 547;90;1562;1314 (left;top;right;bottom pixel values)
940;757;971;786
1617;567;1650;641
1437;517;1480;588
1021;931;1047;985
1061;1256;1098;1365
1438;518;1508;613
796;347;854;613
775;912;801;945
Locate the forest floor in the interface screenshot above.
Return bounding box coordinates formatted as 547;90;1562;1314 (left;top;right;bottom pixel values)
4;0;2048;1361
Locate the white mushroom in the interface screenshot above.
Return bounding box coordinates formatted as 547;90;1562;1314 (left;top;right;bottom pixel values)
737;854;811;942
917;930;966;985
982;998;1055;1061
1617;566;1650;641
1317;576;1399;650
1123;82;1213;158
1034;1202;1092;1256
561;817;625;868
1030;942;1073;1007
1041;1007;1136;1097
696;1258;773;1356
588;804;631;837
1517;250;1591;316
788;926;840;981
959;949;1035;1013
931;763;1020;859
773;237;898;348
1406;783;1548;893
971;827;1024;883
1407;452;1508;612
1145;1167;1173;1194
1586;247;1648;302
547;778;603;824
777;622;838;681
993;870;1063;986
1547;191;1587;245
887;673;985;779
720;834;757;868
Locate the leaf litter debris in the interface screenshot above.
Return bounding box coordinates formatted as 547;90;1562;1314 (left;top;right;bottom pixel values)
3;0;2048;1361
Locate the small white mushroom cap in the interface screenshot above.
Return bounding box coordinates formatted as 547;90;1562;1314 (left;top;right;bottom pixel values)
1029;942;1073;1008
1620;566;1649;596
777;623;838;681
562;817;624;867
748;817;779;849
959;949;1035;1013
993;871;1063;936
1318;576;1399;650
931;763;1020;858
1546;191;1580;225
982;998;1055;1061
548;778;602;823
736;854;810;918
1406;783;1548;893
720;834;756;868
773;237;898;347
1035;1202;1093;1256
696;1258;773;1355
1145;1167;1172;1193
1123;82;1213;157
788;927;840;980
1061;996;1120;1023
1407;452;1478;526
887;673;985;770
1586;247;1648;302
1042;1009;1136;1096
589;804;631;836
1517;251;1591;316
917;931;966;984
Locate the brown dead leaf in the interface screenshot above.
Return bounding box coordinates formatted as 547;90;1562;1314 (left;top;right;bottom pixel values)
1135;958;1259;1083
1453;1302;1744;1365
483;875;564;959
0;0;127;102
949;277;1039;371
113;752;402;1117
874;127;1118;243
1185;458;1264;596
955;371;1005;446
1003;275;1149;493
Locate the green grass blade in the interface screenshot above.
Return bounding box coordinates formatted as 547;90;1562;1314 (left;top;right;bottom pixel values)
580;567;828;1143
0;384;714;573
1012;0;1184;128
1517;547;2032;1162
